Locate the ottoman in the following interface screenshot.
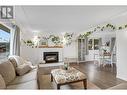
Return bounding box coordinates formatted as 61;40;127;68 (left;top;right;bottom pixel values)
51;67;87;89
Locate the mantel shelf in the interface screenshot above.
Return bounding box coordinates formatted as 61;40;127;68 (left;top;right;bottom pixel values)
37;45;63;48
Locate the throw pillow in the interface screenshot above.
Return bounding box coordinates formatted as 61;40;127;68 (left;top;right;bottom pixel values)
16;64;32;76
9;55;25;66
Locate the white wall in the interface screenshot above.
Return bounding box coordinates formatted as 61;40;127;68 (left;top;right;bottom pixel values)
20;44;77;64
63;40;77;58
20;46;64;64
20;31;78;64
20;47;38;64
107;13;127;81
116;29;127;80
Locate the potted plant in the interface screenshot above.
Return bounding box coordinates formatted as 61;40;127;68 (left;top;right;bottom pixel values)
52;36;60;45
64;63;69;70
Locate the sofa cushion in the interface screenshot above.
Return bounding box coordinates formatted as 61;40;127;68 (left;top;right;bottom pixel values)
9;55;25;66
0;59;16;85
0;74;6;89
16;64;32;76
24;61;37;69
8;68;37;85
7;80;38;89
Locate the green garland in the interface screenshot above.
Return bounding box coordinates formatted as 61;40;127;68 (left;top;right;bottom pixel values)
79;23;127;38
22;39;34;47
22;23;127;47
49;35;62;45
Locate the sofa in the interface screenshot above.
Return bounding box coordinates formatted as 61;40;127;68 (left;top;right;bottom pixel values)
0;56;38;89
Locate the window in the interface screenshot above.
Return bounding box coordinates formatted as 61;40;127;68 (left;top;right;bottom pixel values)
0;24;10;59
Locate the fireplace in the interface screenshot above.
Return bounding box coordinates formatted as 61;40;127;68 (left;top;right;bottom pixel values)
43;52;59;63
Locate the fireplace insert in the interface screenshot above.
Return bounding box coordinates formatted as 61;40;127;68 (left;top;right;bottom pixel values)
43;52;59;63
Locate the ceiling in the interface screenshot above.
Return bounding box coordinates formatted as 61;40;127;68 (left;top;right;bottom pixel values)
15;6;127;33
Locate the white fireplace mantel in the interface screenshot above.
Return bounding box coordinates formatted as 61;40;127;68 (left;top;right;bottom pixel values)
20;47;64;65
39;48;64;62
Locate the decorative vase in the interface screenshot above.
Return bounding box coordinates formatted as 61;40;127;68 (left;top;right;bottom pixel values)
64;63;69;70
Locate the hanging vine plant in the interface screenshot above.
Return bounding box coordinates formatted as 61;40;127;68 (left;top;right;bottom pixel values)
22;39;34;47
49;35;62;46
79;23;127;38
79;32;91;38
93;23;116;32
64;33;74;46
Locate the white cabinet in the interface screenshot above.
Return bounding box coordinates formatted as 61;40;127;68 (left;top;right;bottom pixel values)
78;38;88;61
88;50;99;61
87;38;100;61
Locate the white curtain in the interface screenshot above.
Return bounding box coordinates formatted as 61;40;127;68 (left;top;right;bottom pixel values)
10;25;20;56
85;37;88;55
98;38;102;55
78;37;88;61
110;37;116;53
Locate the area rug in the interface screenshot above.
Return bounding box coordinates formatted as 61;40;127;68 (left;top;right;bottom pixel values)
39;74;101;90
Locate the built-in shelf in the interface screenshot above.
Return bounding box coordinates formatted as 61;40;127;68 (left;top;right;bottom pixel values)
78;38;86;61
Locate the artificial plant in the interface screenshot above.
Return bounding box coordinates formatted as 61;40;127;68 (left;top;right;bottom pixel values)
63;33;74;46
49;35;62;46
22;39;34;47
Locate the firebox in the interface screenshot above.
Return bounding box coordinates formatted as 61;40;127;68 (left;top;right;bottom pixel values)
43;52;59;63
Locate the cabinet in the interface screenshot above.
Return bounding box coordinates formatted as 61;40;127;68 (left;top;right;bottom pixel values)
88;38;100;60
78;38;100;61
88;39;99;50
78;38;88;61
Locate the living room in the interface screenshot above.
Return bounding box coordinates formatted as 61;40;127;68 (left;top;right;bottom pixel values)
1;5;127;90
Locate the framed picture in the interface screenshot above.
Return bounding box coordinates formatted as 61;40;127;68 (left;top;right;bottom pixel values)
39;38;48;46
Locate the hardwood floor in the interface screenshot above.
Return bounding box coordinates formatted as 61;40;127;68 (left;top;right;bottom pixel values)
70;61;125;89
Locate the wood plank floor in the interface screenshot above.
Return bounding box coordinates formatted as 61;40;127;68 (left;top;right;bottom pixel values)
70;61;125;89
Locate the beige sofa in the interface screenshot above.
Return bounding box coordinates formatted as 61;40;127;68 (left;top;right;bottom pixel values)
0;58;38;89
